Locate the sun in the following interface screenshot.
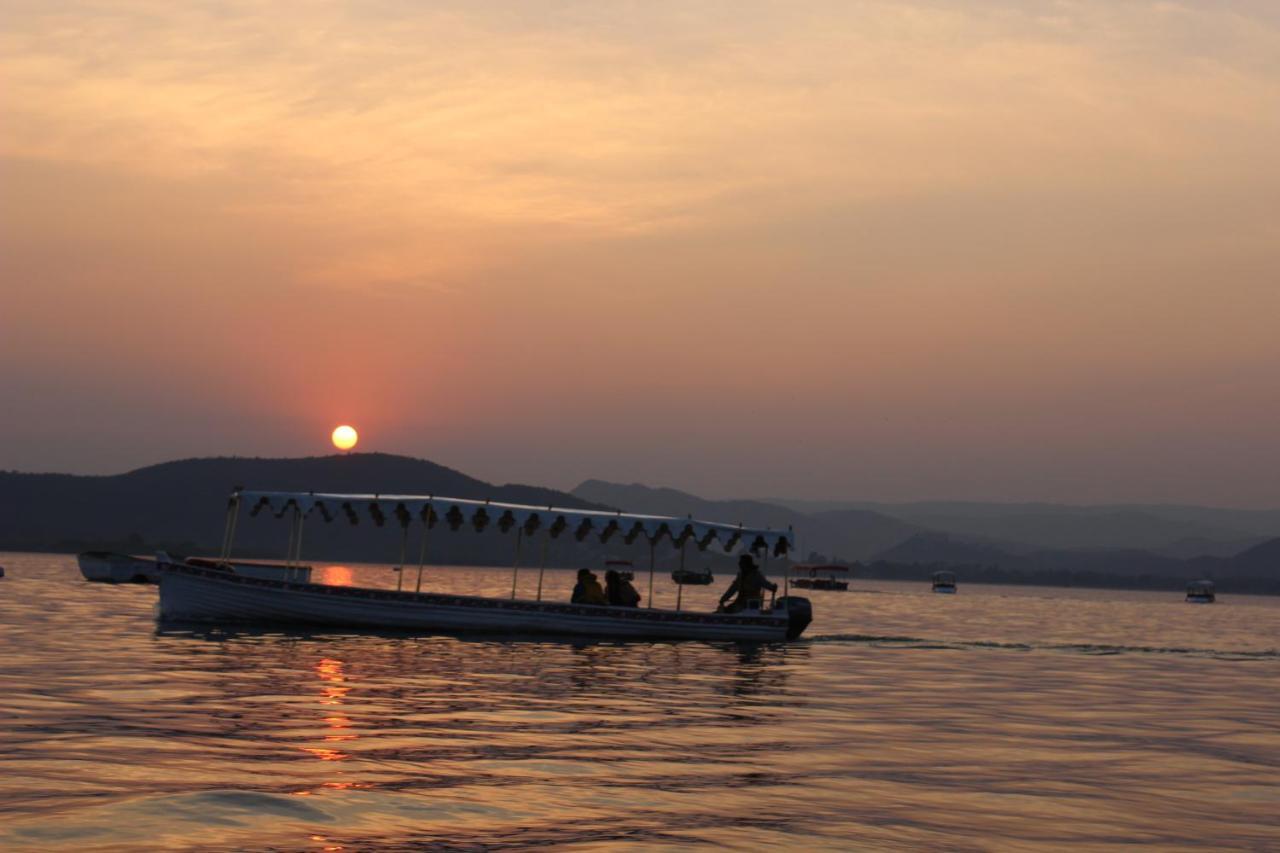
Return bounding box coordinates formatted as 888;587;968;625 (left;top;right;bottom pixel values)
331;425;358;451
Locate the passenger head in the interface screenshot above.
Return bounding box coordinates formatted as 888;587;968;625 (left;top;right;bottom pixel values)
738;554;757;574
605;569;619;583
578;568;593;581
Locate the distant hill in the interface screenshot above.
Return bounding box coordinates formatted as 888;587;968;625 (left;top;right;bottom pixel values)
872;531;1278;592
1226;537;1280;576
759;497;1280;555
572;480;919;560
0;453;606;565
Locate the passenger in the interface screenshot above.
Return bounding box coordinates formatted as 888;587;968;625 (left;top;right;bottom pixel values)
717;554;778;613
605;569;641;608
571;568;608;606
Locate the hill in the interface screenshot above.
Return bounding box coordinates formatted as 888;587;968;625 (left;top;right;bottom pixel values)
871;532;1278;593
0;453;606;565
760;498;1280;554
572;480;919;560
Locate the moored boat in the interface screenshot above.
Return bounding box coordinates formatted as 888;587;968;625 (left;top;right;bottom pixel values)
78;551;160;584
78;551;312;584
931;570;957;594
157;489;810;641
185;557;313;583
1186;579;1215;604
791;564;849;591
671;566;714;585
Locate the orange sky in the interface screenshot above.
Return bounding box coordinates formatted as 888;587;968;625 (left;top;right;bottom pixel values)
2;1;1278;504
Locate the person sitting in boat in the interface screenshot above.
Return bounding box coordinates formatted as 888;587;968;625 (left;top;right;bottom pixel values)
717;555;778;613
605;569;641;608
571;568;608;605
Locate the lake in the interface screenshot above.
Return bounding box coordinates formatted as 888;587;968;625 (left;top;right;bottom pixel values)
1;552;1277;850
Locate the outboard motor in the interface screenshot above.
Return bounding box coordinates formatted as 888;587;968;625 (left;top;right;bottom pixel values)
776;595;813;640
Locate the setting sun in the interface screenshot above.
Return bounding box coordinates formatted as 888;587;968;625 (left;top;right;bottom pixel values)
331;425;358;451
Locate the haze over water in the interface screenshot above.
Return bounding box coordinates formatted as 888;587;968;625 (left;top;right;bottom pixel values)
2;554;1277;850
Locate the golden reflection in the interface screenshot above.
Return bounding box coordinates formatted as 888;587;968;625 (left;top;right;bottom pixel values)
302;746;349;761
302;657;356;765
319;565;355;587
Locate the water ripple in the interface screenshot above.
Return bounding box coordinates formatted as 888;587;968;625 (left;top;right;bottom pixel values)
1;554;1277;850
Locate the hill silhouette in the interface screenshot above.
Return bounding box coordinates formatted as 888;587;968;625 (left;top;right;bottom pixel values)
573;479;919;560
762;497;1280;553
0;453;607;565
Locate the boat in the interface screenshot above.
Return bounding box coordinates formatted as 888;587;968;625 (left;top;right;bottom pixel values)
78;551;312;584
157;489;811;641
931;570;957;594
185;557;313;583
791;564;849;591
1185;579;1215;604
78;551;161;584
604;559;635;581
671;566;714;585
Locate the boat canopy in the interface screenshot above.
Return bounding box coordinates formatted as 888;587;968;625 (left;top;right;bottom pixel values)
237;490;794;556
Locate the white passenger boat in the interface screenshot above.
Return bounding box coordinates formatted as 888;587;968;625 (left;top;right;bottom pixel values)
1185;579;1215;604
931;570;958;594
791;564;850;591
157;489;811;641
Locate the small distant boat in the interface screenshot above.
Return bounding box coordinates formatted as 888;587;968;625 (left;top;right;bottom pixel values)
931;570;958;594
1185;579;1215;604
671;566;714;585
791;564;849;591
605;559;636;582
78;551;312;584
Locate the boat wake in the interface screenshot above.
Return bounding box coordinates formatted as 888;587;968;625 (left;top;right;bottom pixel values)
807;633;1278;659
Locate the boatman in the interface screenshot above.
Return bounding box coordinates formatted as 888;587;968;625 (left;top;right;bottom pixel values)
717;554;778;613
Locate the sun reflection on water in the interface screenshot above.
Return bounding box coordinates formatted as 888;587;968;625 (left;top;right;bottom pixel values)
305;657;354;764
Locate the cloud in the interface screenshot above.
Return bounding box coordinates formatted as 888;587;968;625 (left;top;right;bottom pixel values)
2;0;1279;501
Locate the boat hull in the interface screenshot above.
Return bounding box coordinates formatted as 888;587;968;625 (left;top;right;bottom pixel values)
793;579;849;591
77;553;311;584
158;563;811;641
78;552;158;584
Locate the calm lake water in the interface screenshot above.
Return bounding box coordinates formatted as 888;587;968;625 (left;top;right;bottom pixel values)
1;552;1277;851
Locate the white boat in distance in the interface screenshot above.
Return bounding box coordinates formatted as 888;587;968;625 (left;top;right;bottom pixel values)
79;551;312;584
158;489;812;641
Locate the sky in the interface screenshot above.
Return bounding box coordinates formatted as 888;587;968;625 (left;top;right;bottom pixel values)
2;0;1279;505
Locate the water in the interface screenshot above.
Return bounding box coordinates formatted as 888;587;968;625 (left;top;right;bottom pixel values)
1;552;1277;850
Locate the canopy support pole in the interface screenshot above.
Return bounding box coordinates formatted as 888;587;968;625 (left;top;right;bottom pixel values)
396;522;408;592
414;515;431;594
535;532;549;602
219;500;236;560
647;540;656;609
292;508;306;582
763;549;773;609
675;542;686;612
224;498;240;562
284;506;298;569
510;528;523;599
